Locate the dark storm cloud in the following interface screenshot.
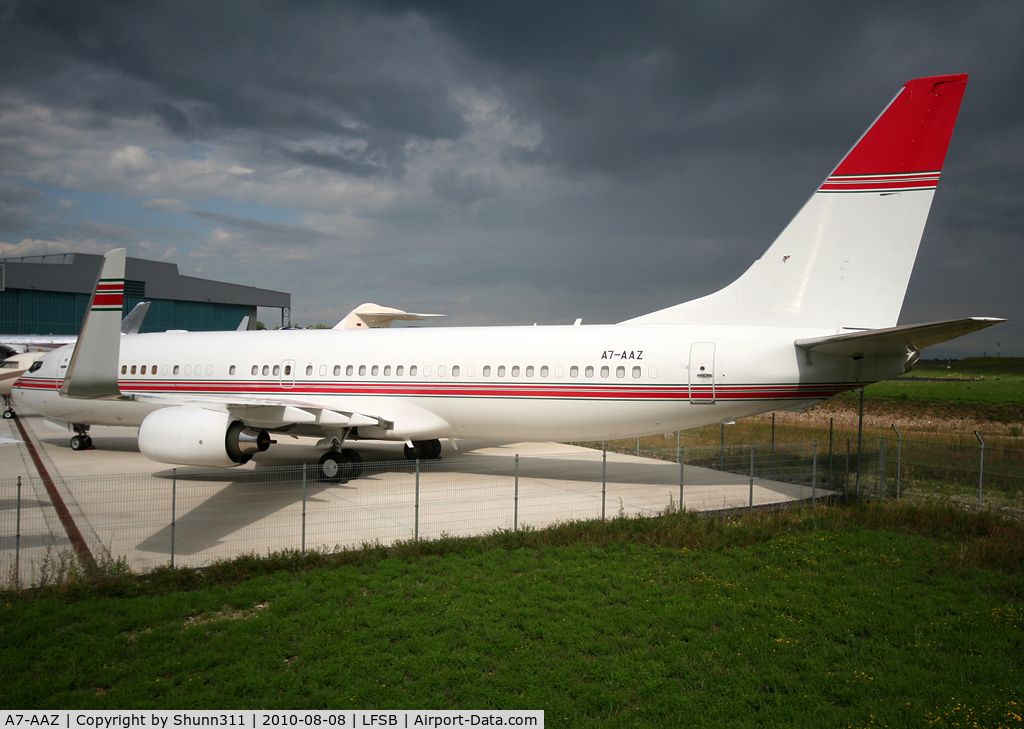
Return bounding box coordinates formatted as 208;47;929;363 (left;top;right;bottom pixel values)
0;0;470;177
1;0;1022;352
0;184;45;233
429;169;502;205
191;211;342;247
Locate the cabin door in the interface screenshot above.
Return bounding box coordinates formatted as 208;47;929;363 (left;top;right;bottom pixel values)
688;343;716;404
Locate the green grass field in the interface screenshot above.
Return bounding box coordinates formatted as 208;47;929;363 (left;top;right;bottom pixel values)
3;502;1023;727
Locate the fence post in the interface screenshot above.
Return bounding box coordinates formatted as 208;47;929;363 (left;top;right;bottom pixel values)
514;454;520;532
415;459;421;541
856;388;865;495
828;418;834;491
975;431;984;512
891;424;902;500
602;444;607;521
748;444;755;512
720;424;725;471
771;412;776;479
170;468;177;569
679;447;685;510
676;430;681;464
636;436;640;458
879;437;886;497
15;476;21;588
812;441;818;506
301;463;307;554
847;439;854;498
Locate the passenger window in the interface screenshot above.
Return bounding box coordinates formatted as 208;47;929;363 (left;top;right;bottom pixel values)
497;365;506;377
423;365;431;376
381;365;389;376
320;365;327;376
229;365;236;376
632;366;641;379
153;365;158;375
396;365;404;376
206;365;213;376
283;365;290;376
540;365;549;377
601;366;609;378
140;365;147;375
131;365;137;375
555;365;563;378
250;365;257;376
438;365;446;377
525;365;534;377
346;365;354;376
467;365;475;377
410;365;418;376
121;365;127;375
195;363;201;374
371;365;379;376
273;365;281;376
306;365;314;376
585;366;594;378
570;366;578;378
616;366;625;378
358;365;366;376
186;365;192;375
334;365;342;376
511;365;520;377
483;365;491;377
162;365;168;375
648;366;658;379
451;365;460;377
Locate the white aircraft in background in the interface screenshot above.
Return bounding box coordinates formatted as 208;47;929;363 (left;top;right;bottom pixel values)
1;303;151;419
14;74;1003;481
0;302;150;360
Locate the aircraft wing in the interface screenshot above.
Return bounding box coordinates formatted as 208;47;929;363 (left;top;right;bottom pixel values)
794;317;1005;357
127;390;450;441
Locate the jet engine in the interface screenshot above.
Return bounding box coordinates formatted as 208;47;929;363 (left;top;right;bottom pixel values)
138;407;271;467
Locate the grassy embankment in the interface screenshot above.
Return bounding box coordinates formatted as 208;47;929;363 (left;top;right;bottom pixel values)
594;358;1024;510
2;501;1023;726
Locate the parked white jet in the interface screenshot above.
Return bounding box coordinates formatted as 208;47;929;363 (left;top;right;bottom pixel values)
0;302;150;360
14;74;1002;481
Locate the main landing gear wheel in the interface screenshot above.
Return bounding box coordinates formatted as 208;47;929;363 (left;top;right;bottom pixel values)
318;451;354;484
341;448;364;480
2;409;12;419
70;434;93;451
404;439;442;461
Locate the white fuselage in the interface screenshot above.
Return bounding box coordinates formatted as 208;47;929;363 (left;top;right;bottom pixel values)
13;324;903;441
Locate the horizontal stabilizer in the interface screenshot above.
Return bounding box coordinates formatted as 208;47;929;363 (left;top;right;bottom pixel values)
795;317;1005;357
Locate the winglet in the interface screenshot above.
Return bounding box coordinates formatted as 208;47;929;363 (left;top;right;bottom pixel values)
61;248;126;398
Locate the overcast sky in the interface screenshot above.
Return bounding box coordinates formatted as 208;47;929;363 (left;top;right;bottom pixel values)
1;1;1021;356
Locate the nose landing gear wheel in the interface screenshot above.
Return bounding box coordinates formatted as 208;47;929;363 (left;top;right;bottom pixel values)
2;409;12;419
318;451;354;483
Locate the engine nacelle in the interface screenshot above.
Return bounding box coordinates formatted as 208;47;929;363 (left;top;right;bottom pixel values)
138;407;271;467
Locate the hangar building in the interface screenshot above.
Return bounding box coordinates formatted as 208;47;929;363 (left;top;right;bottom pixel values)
0;252;290;334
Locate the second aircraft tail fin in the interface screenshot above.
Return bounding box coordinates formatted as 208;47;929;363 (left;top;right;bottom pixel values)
624;74;969;331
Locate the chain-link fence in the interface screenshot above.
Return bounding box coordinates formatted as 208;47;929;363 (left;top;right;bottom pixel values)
602;431;1024;513
4;433;1019;590
2;443;838;589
